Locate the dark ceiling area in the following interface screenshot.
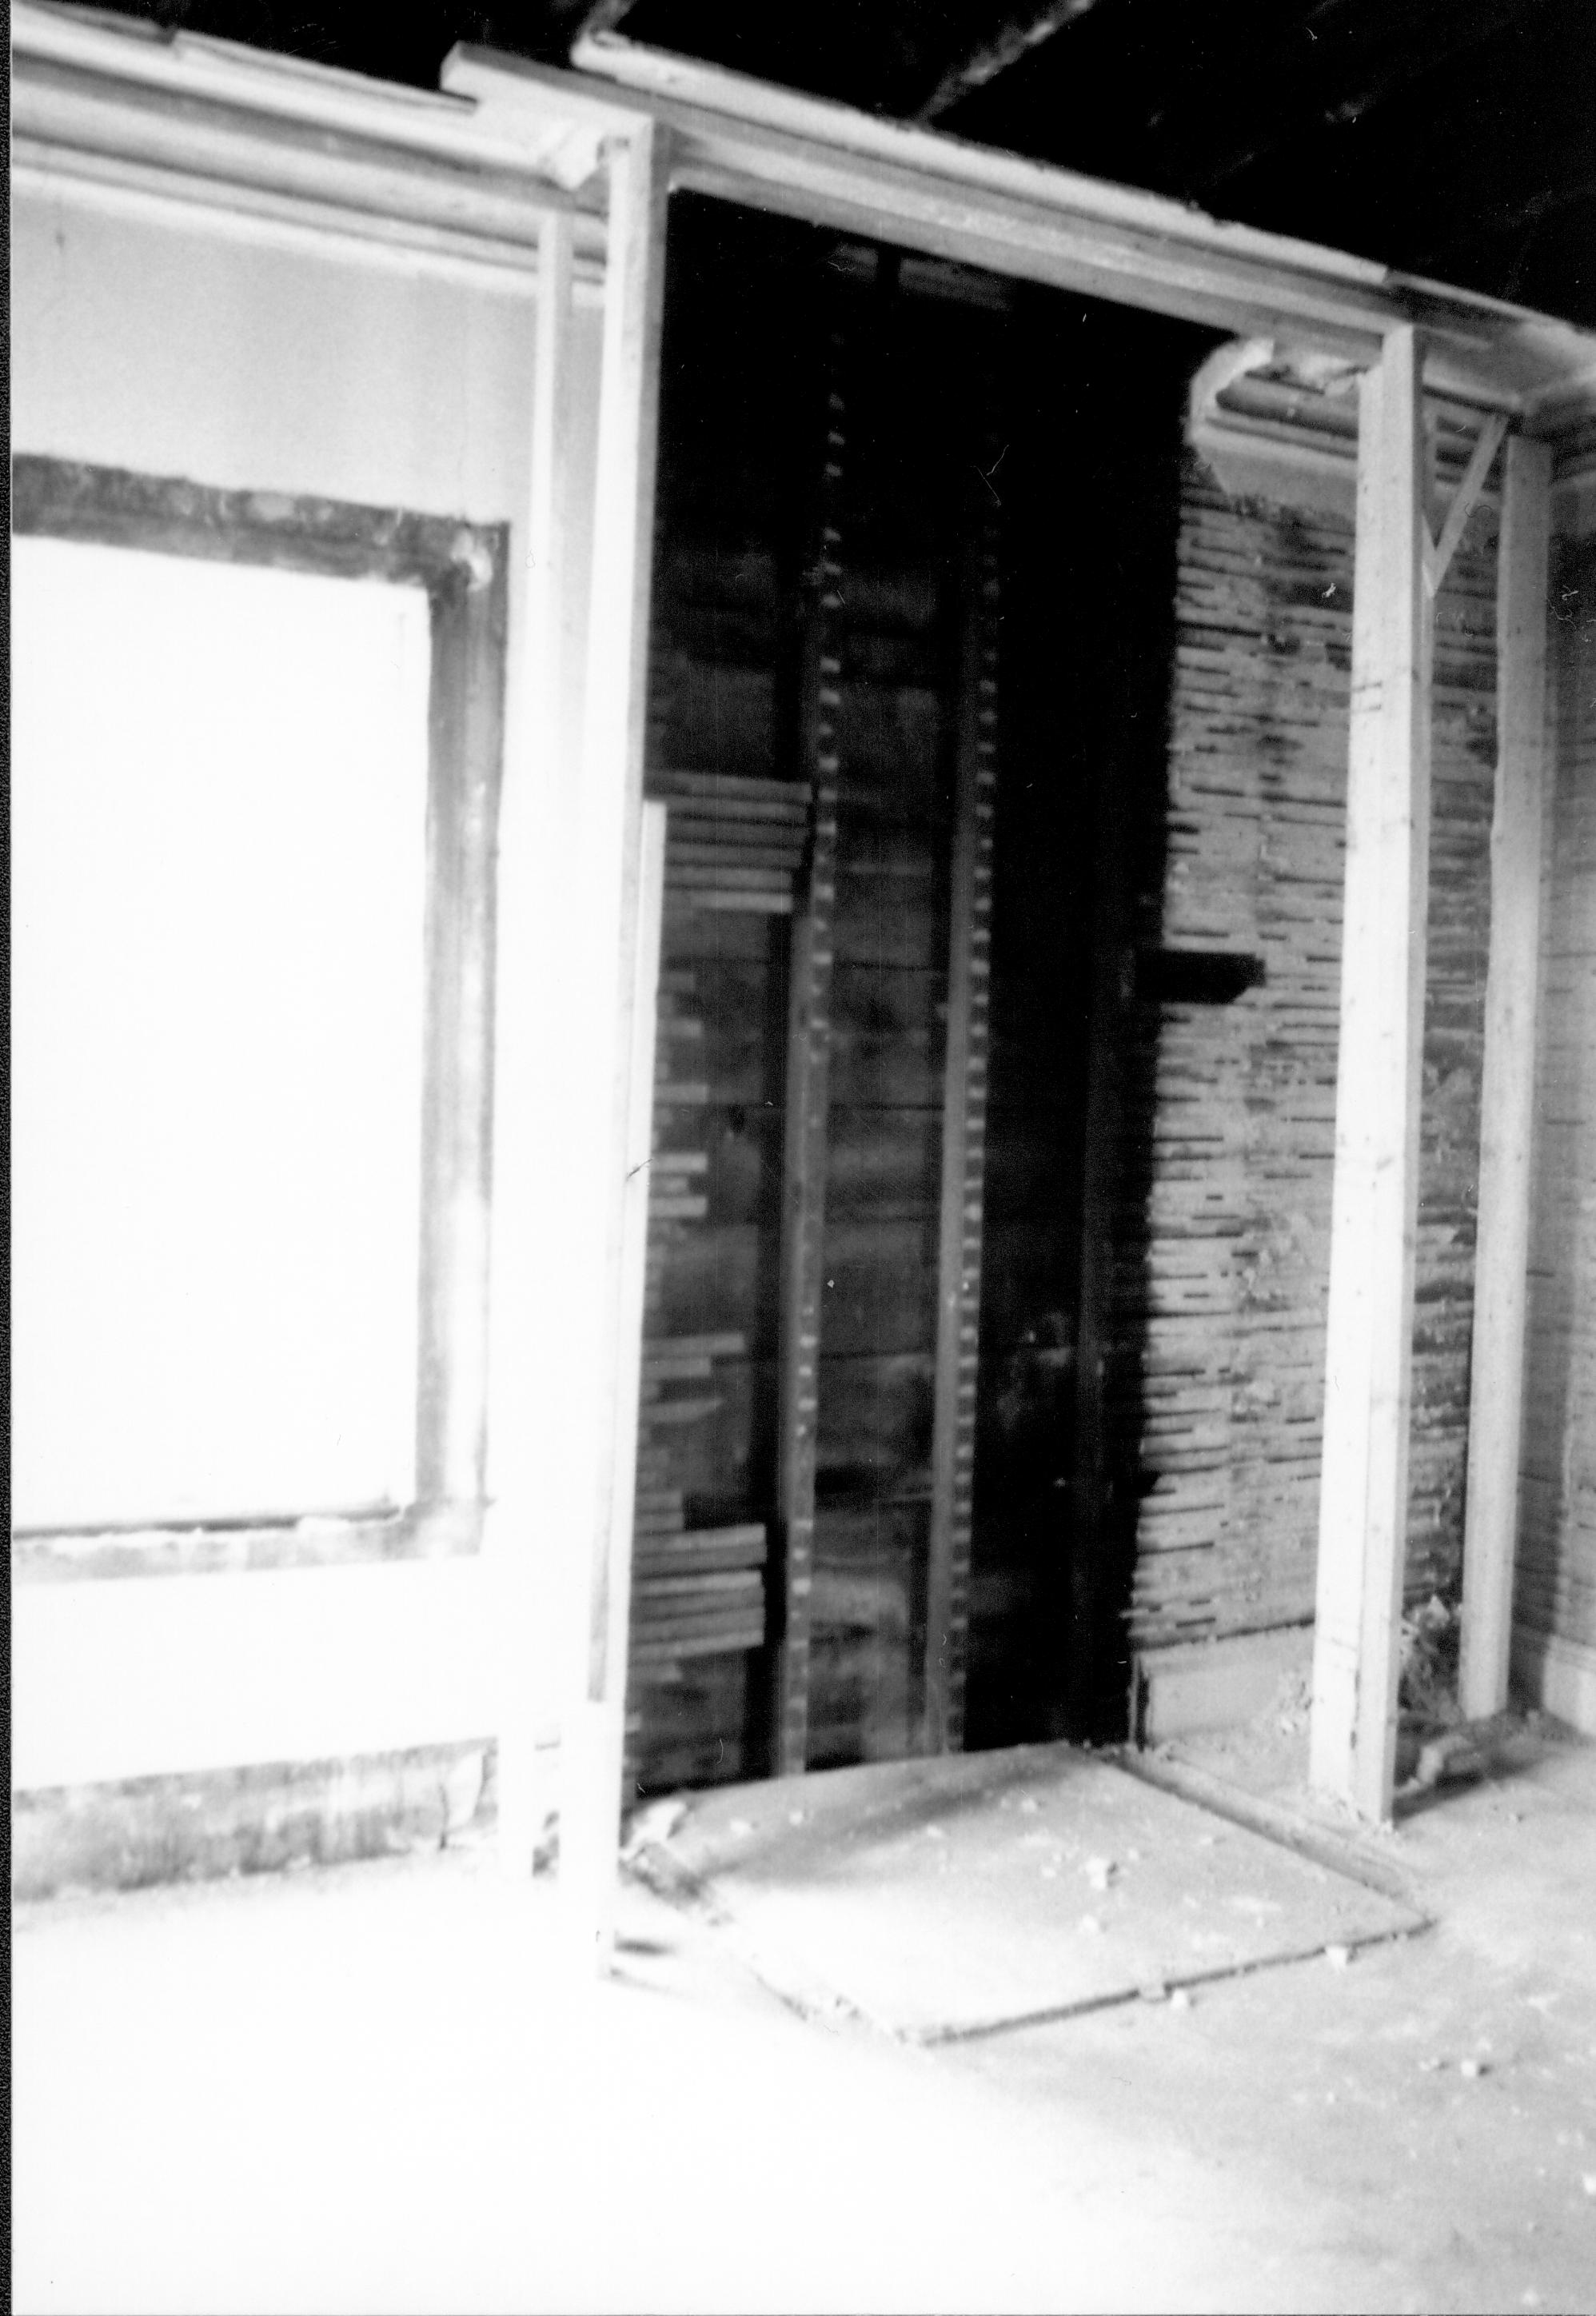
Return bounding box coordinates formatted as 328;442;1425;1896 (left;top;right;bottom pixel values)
90;0;1596;326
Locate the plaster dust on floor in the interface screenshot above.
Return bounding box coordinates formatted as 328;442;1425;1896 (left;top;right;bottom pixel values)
637;1741;1422;2039
13;1723;1596;2316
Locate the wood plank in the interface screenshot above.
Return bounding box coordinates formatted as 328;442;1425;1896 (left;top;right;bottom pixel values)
558;121;670;1969
772;327;846;1777
494;207;577;1882
664;887;796;914
1423;413;1508;600
632;1626;766;1665
924;491;999;1755
438;34;1590;409
651;769;809;806
1309;328;1431;1825
1460;435;1553;1717
413;525;508;1514
534;34;1590;394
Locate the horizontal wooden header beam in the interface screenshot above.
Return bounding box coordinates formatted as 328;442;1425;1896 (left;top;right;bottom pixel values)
553;32;1596;421
13;1;608;290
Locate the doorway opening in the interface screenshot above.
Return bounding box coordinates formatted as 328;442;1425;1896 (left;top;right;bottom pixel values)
628;194;1211;1793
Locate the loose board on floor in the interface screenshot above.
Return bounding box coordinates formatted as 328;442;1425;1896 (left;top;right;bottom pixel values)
651;1743;1422;2041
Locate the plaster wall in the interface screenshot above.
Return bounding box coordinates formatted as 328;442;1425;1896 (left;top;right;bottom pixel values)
12;179;605;1792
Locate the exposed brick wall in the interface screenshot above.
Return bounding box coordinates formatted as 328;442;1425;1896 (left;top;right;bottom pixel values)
1123;457;1498;1649
1518;536;1596;1654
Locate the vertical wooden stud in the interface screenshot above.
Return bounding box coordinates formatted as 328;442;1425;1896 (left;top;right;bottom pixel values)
493;210;577;1881
924;494;1000;1755
1459;434;1553;1719
1309;325;1432;1823
561;797;667;1959
772;325;847;1778
417;543;508;1512
559;123;670;1963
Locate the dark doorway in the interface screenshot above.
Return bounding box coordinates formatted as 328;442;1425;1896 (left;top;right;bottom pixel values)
628;195;1207;1793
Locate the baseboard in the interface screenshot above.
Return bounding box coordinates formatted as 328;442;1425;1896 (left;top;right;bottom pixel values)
1131;1624;1313;1747
11;1738;499;1902
1511;1623;1596;1736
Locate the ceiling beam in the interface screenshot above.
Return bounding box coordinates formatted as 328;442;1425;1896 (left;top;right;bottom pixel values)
570;0;638;42
915;0;1105;125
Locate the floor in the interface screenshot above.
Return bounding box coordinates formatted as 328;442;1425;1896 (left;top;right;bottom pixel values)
14;1720;1596;2316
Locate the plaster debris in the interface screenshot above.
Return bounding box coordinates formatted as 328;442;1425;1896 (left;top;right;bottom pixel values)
620;1798;687;1859
1083;1856;1115;1891
1460;2057;1487;2079
1324;1943;1353;1971
1079;1913;1103;1935
1414;1730;1489;1790
1169;1987;1193;2011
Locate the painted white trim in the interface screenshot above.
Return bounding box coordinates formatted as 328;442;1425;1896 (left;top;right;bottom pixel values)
560;31;1596;419
13;140;607;301
1310;329;1432;1825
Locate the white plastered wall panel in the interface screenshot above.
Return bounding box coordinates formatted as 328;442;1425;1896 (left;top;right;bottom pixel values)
12;178;606;1791
13;187;542;518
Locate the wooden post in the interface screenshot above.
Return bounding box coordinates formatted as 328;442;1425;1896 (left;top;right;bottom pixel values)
1309;325;1431;1823
559;122;670;1964
493;210;578;1883
1459;434;1553;1720
561;803;666;1957
772;325;847;1778
923;519;999;1755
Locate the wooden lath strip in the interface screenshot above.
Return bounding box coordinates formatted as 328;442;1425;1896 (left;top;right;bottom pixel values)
772;320;848;1778
923;404;1002;1757
1423;412;1509;598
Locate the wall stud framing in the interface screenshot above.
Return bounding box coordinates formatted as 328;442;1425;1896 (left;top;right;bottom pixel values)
772;322;848;1777
924;425;1002;1756
557;120;671;1965
1459;433;1554;1719
1309;325;1431;1823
